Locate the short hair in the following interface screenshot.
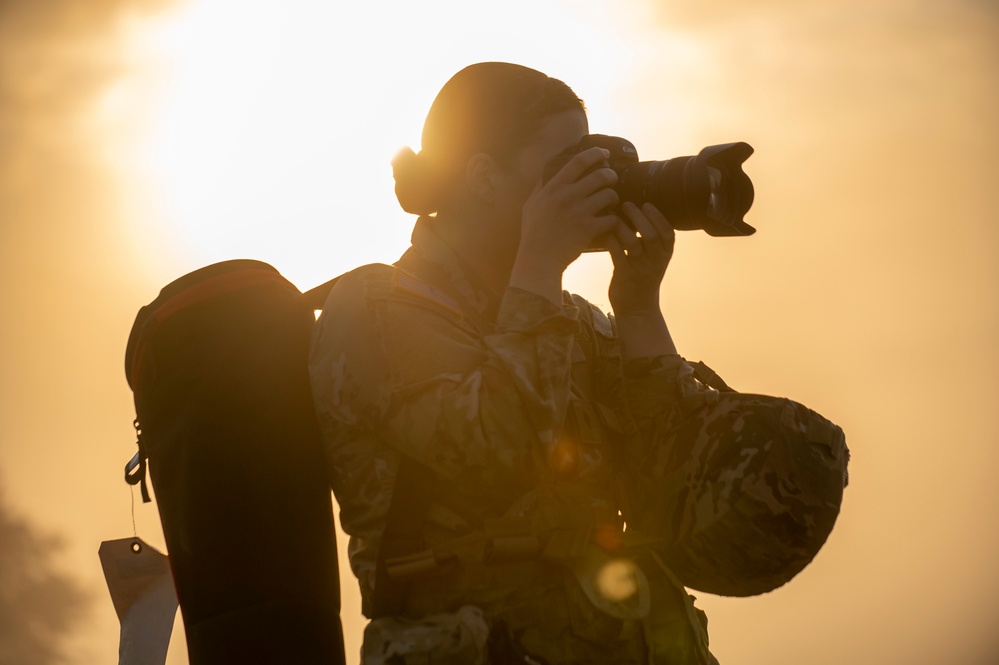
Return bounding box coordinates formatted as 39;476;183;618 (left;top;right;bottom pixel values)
392;62;585;216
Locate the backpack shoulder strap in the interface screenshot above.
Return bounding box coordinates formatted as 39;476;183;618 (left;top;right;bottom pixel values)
371;455;436;618
303;275;342;310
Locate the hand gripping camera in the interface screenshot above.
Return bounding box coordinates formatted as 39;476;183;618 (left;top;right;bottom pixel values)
543;135;756;250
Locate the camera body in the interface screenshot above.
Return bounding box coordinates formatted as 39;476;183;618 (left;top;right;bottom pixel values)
543;135;756;249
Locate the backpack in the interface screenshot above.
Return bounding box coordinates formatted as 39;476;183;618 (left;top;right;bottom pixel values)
123;259;346;665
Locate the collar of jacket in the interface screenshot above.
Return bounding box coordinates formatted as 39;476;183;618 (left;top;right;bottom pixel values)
395;216;503;333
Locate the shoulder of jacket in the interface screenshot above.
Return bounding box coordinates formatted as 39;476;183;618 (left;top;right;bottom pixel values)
332;263;463;318
322;263;394;306
391;267;463;317
566;292;615;339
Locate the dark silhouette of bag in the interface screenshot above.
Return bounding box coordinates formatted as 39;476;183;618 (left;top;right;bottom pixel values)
124;259;345;664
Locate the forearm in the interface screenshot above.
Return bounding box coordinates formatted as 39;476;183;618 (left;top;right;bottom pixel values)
614;309;678;360
507;255;564;306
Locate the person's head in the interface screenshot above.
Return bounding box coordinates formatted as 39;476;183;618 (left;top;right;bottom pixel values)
392;62;587;219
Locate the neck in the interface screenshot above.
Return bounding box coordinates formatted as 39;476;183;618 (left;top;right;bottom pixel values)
433;208;518;297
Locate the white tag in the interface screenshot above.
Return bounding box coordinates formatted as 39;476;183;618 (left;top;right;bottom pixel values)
99;538;178;665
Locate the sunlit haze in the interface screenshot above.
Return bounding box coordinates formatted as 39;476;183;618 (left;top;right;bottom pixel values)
1;0;996;663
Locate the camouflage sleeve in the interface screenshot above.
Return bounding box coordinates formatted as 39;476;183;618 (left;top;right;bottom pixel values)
622;355;694;417
310;265;580;495
565;299;727;521
623;355;726;418
612;354;725;525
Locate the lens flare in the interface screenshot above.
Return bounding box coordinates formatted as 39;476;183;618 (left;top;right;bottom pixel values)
596;558;640;603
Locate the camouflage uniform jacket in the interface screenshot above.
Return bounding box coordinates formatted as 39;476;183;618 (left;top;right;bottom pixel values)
310;218;717;664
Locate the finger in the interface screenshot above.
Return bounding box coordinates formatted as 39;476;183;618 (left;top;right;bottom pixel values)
578;186;620;217
640;203;675;250
620;202;651;233
570;165;618;199
589;212;624;239
622;202;674;257
548;147;612;187
614;203;655;255
604;227;629;268
612;215;642;255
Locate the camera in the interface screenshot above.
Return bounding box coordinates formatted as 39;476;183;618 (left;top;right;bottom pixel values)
542;135;756;249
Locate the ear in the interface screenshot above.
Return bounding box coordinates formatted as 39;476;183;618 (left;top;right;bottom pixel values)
465;152;497;205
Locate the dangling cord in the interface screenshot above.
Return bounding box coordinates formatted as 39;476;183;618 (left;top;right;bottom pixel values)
125;419;151;503
125;419;148;554
130;482;138;538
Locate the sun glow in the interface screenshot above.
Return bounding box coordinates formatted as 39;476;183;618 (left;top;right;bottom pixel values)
113;0;656;291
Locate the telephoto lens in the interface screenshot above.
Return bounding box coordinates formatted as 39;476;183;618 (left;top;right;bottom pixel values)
543;134;755;251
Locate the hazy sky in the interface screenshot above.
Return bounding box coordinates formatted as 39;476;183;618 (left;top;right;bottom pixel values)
1;0;996;663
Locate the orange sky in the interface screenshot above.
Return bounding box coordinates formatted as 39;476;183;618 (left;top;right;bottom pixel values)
1;1;997;663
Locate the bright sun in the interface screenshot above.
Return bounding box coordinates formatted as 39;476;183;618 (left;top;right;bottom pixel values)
113;0;656;293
